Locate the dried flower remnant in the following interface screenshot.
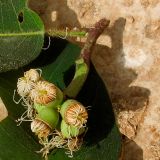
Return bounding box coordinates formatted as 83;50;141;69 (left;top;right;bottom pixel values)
60;99;88;128
29;81;57;104
37;121;85;159
13;69;42;125
37;131;67;159
66;137;83;158
24;69;41;82
29;81;63;108
17;77;35;97
17;69;41;97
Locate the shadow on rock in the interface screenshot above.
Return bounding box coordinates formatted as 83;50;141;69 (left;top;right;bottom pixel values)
93;17;150;116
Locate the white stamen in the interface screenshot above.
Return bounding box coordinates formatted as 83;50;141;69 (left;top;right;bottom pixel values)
13;90;23;104
42;36;51;50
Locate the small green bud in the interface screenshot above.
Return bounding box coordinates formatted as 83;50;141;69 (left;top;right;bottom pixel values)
60;120;85;139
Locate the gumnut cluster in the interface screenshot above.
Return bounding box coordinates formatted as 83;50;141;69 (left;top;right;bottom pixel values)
14;69;88;159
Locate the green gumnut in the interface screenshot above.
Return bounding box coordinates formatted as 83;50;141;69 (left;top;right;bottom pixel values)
36;107;59;130
34;87;63;112
60;99;78;119
60;120;85;139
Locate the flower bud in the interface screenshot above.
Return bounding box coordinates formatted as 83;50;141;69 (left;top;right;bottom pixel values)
60;99;88;128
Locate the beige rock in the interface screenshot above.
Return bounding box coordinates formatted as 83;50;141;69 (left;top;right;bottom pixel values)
0;97;8;122
29;0;160;159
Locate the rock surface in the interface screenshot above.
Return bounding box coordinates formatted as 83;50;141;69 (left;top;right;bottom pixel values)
29;0;160;159
0;97;8;122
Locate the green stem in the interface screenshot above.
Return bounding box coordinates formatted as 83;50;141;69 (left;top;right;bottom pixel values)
46;29;86;38
64;18;110;98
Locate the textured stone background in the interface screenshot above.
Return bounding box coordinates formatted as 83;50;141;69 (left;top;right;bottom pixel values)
0;98;8;122
29;0;160;159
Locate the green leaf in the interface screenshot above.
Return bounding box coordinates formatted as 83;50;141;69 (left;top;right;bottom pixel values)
0;41;121;160
0;0;44;72
0;118;41;160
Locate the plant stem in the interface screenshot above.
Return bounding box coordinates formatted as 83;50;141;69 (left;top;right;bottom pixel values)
64;18;110;98
47;29;86;38
80;18;110;66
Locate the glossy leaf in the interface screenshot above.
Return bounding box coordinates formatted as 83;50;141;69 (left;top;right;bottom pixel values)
0;0;44;72
0;40;121;160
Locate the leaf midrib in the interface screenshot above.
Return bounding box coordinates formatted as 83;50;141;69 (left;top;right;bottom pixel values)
0;31;44;37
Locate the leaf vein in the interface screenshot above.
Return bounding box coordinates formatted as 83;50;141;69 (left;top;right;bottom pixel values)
0;31;44;37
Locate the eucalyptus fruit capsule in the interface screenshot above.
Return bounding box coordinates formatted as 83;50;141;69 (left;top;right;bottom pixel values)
60;99;88;128
60;120;85;139
29;80;63;109
31;108;59;138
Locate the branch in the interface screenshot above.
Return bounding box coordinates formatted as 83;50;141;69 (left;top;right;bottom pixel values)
64;18;110;98
80;18;110;65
